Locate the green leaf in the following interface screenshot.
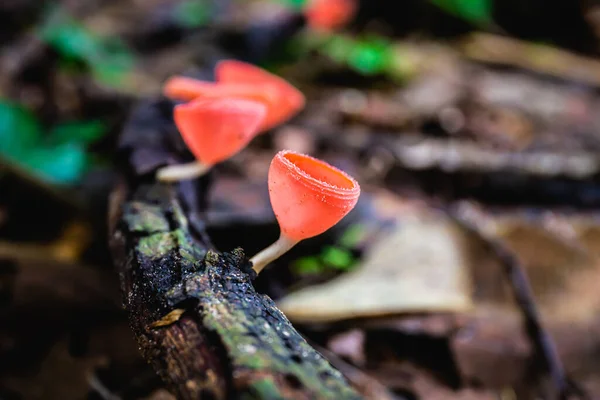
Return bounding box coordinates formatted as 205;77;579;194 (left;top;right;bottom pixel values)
292;256;325;275
338;223;366;248
39;8;102;62
21;143;88;185
91;61;132;86
321;246;355;270
322;34;355;64
90;38;135;86
173;0;211;28
347;38;392;75
281;0;307;10
39;7;134;86
48;120;107;146
0;101;43;157
429;0;493;25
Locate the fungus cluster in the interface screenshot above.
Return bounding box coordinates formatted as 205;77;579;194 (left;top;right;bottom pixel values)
160;60;360;274
158;60;305;181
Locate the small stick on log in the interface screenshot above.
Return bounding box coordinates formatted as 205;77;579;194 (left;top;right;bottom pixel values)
109;98;362;399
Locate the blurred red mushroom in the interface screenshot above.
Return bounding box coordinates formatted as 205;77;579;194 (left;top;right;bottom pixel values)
163;77;283;131
304;0;357;31
163;61;305;132
156;97;267;182
216;60;306;130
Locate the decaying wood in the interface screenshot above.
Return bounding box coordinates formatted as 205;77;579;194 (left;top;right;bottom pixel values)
108;98;361;399
461;33;600;87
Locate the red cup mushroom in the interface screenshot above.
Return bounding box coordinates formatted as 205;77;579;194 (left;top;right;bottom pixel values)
250;150;360;274
304;0;357;31
216;60;306;130
156;97;267;182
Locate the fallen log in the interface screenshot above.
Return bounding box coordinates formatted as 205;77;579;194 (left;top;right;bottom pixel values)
108;98;361;399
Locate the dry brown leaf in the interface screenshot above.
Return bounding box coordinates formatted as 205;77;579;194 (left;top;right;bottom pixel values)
278;211;474;322
370;361;499;399
143;389;177;400
451;307;531;388
487;214;600;324
452;203;600;394
328;329;366;366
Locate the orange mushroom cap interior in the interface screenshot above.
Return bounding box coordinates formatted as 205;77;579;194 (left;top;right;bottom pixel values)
268;150;360;241
282;151;357;194
174;97;267;166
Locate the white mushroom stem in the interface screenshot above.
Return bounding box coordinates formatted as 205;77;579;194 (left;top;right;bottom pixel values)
250;234;299;274
156;161;212;182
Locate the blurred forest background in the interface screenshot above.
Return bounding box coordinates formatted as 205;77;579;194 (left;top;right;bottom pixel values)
2;0;600;399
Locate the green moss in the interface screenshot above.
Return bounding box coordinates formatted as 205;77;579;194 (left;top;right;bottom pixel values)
171;228;204;263
248;378;283;399
135;226;204;265
125;203;170;233
138;232;176;258
169;198;189;230
240;352;267;370
204;250;220;266
193;253;361;399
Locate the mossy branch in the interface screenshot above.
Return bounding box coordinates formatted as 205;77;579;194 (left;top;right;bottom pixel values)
109;99;361;399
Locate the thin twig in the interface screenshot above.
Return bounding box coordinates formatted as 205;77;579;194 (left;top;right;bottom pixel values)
486;235;568;399
447;205;577;400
